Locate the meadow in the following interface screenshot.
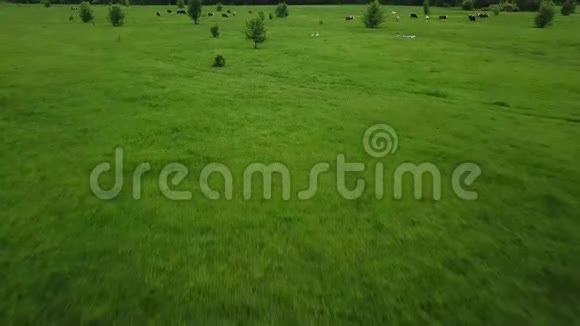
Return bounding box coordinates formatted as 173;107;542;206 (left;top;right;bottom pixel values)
0;2;579;324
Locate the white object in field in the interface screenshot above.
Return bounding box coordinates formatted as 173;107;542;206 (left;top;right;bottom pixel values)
316;32;319;37
425;15;429;21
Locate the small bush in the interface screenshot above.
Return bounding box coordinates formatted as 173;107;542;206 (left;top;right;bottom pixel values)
258;11;265;20
69;14;74;20
423;0;430;15
363;0;384;28
216;2;222;11
491;4;501;14
561;0;575;15
43;0;51;7
244;17;267;49
535;0;555;27
210;23;220;37
269;12;273;19
108;4;125;26
275;2;289;17
319;19;323;24
79;1;94;23
462;0;474;10
213;55;225;67
176;0;184;8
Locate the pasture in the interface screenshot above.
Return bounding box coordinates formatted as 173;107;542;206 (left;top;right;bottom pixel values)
0;3;579;324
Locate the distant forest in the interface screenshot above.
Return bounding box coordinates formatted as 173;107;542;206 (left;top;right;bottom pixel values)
6;0;563;11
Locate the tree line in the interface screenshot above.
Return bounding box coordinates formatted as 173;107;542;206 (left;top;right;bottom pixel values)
7;0;570;11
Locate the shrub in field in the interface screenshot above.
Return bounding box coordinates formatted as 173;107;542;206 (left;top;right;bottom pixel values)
258;11;265;20
69;14;74;20
176;0;184;8
462;0;474;10
108;4;125;26
423;0;430;15
188;0;202;24
216;2;222;11
275;2;289;17
79;1;94;23
491;4;501;14
269;13;274;19
561;0;575;15
363;0;384;28
43;0;51;7
213;55;226;67
535;0;555;27
210;23;219;37
244;17;267;49
319;19;323;24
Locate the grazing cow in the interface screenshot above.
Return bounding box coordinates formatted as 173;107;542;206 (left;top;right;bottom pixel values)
468;14;477;21
396;15;400;22
391;11;397;15
177;9;186;14
156;12;161;16
227;10;231;13
222;13;229;18
167;9;172;13
208;12;214;16
248;10;252;14
233;11;236;16
345;15;354;21
71;6;77;10
425;15;429;21
439;15;448;20
478;12;489;18
410;13;418;18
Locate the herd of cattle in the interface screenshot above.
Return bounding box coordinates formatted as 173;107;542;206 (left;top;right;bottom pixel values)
156;9;237;18
73;5;491;23
346;11;490;22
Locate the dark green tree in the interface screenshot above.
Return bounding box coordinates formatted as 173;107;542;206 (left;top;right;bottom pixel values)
561;0;575;15
79;1;94;23
275;2;289;17
108;4;125;26
188;0;202;24
244;17;267;49
535;0;555;27
363;0;384;28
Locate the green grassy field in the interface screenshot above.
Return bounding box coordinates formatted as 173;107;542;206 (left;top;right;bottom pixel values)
1;2;580;324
